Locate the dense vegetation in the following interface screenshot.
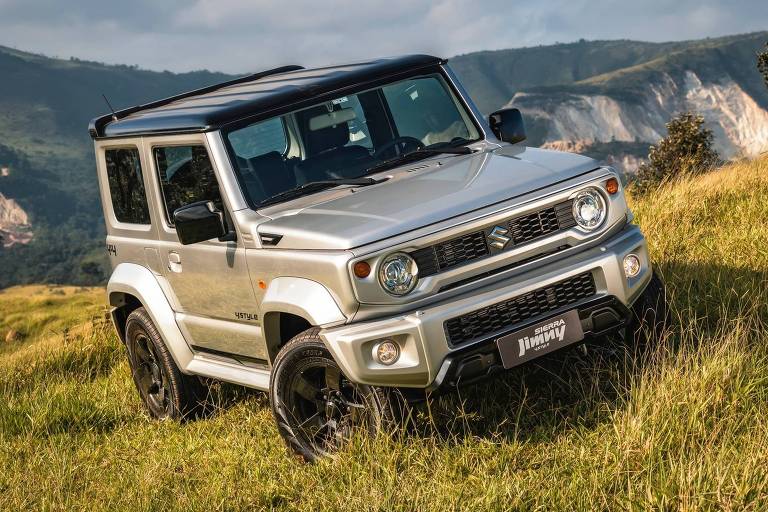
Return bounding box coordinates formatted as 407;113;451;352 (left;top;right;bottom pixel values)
633;112;720;195
1;157;767;510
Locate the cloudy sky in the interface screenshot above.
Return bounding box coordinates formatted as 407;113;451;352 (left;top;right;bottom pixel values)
0;0;766;74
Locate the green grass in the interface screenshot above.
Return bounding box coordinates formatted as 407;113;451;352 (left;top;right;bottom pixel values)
2;159;768;510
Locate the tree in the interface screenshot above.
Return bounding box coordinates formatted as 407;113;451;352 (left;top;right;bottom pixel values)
759;42;768;90
632;112;720;195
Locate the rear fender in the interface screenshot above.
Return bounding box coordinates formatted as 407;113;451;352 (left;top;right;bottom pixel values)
107;263;194;372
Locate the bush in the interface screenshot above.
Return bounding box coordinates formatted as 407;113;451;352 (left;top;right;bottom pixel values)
632;112;720;195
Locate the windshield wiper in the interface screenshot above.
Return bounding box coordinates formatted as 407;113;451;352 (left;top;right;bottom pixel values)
257;177;380;208
364;145;473;175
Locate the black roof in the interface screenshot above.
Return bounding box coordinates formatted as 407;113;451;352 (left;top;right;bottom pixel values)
89;54;444;139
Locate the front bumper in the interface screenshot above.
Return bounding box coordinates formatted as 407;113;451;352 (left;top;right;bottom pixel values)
320;224;651;388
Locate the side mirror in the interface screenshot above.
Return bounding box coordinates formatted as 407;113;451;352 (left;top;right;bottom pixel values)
489;108;526;144
173;201;228;245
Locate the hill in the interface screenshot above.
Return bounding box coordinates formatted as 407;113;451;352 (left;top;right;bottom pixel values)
0;32;767;288
1;157;768;509
0;47;233;287
469;32;768;166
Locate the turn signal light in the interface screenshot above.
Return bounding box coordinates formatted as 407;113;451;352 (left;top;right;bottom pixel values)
353;261;371;278
606;177;620;195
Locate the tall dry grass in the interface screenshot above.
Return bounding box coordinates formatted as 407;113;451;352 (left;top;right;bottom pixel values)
1;158;768;510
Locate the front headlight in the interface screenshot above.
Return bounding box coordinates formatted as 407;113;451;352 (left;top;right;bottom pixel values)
378;252;419;295
572;188;607;230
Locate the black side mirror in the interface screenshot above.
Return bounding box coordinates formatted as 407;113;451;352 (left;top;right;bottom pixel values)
489;108;526;144
173;201;228;245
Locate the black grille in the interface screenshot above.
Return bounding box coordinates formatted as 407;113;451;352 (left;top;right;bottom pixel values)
434;231;489;269
444;271;596;346
413;200;575;277
510;205;562;244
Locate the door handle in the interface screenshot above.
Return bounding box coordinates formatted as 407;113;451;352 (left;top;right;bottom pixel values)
168;251;182;272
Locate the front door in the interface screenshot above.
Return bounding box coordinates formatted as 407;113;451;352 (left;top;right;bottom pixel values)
147;137;266;362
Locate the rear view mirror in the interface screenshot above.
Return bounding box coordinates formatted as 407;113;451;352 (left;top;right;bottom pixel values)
489;108;527;144
173;201;227;245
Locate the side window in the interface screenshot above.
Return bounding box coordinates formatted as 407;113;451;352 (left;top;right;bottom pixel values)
104;147;151;224
154;145;223;225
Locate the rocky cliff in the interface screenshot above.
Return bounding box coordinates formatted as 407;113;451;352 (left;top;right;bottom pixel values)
452;31;768;174
509;70;768;171
0;193;32;247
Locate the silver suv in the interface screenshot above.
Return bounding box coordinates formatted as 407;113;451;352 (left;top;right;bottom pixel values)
90;55;666;461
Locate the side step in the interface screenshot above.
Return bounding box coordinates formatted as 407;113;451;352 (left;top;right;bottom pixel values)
186;354;270;391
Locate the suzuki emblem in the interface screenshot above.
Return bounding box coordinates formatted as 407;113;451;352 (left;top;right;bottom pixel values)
488;226;511;249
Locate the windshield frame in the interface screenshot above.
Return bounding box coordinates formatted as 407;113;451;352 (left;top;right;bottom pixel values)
220;65;486;211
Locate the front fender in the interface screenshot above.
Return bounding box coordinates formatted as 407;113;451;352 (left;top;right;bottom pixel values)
261;277;348;327
107;263;194;372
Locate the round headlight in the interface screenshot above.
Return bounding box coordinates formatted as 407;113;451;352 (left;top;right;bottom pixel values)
378;252;418;295
572;188;607;230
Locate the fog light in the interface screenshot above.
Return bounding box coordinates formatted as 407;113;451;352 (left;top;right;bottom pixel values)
374;340;400;365
623;254;641;278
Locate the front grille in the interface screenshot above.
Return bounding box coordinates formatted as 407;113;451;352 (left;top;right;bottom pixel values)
413;200;575;278
444;271;596;346
511;202;575;244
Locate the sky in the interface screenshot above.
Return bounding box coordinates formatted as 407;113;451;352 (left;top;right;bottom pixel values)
0;0;766;74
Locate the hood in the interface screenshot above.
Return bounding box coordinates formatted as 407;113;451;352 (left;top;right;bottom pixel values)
257;146;600;250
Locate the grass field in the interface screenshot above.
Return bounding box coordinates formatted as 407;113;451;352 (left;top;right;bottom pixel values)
2;158;768;511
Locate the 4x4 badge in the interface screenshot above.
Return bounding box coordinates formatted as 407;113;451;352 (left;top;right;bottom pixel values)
488;226;511;249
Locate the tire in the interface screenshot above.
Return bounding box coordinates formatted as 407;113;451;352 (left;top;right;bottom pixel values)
627;270;670;346
124;307;209;421
269;328;399;462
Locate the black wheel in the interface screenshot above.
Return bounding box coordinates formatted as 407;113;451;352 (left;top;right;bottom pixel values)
627;270;670;345
269;328;397;462
124;307;209;421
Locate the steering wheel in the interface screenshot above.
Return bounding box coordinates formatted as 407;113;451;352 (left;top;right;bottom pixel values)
372;136;425;160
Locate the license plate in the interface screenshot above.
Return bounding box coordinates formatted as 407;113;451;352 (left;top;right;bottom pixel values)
496;309;584;369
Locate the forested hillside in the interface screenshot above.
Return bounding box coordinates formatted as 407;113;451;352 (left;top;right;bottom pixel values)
0;47;232;286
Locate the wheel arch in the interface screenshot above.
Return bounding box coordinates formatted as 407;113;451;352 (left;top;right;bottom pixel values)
107;263;194;371
260;277;348;363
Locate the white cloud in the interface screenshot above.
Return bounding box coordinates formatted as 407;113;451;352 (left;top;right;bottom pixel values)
0;0;765;73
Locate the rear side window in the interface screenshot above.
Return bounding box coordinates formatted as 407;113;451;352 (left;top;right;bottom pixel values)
154;145;223;225
104;148;151;224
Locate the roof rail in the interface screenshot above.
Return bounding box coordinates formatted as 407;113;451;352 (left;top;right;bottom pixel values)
88;64;304;138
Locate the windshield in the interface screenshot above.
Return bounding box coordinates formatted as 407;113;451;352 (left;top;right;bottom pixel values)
224;73;481;207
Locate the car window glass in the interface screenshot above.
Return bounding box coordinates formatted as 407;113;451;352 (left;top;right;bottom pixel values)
334;95;372;149
382;77;473;146
154;145;223;225
104;147;151;224
228;117;288;158
224;74;480;208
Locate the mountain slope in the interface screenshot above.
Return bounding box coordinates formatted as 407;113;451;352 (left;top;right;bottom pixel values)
482;32;768;165
450;38;712;115
0;47;234;286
